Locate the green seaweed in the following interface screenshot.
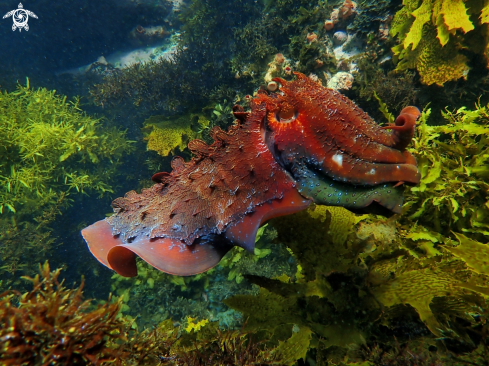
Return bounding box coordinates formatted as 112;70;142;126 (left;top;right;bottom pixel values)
141;114;208;157
390;0;489;85
403;101;489;240
0;80;134;289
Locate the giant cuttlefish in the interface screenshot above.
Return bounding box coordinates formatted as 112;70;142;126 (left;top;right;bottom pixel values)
81;73;420;277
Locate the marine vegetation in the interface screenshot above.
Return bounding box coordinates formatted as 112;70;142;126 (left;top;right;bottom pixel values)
232;0;332;80
89;0;261;112
0;262;125;365
223;204;489;363
107;223;292;330
0;80;134;288
81;73;421;279
89;0;360;114
390;0;489;86
0;262;310;366
347;0;400;36
402;101;489;240
121;315;311;366
354;56;418;119
141;114;209;158
221;97;489;363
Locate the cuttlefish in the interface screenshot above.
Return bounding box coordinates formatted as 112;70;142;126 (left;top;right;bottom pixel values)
81;72;420;277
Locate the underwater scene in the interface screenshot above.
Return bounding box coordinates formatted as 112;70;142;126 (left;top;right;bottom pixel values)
2;0;489;364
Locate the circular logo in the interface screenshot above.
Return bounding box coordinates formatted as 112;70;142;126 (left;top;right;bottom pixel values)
12;9;28;29
3;3;38;32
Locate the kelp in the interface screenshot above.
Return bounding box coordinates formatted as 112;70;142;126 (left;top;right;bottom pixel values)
390;0;489;85
225;206;376;355
223;204;489;362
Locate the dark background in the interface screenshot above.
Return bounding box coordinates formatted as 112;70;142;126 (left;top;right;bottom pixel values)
0;0;173;91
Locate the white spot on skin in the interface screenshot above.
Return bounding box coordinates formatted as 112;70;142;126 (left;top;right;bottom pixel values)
332;153;343;167
366;168;376;175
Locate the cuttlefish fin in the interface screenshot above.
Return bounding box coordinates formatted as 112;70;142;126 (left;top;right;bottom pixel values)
225;188;311;252
81;220;230;277
81;220;136;276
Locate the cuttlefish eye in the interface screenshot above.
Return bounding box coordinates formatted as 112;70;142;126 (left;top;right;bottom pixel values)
275;108;298;123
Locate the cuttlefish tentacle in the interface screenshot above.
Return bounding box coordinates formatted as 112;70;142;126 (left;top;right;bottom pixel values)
308;147;420;185
267;74;420;186
275;73;419;153
380;106;420;151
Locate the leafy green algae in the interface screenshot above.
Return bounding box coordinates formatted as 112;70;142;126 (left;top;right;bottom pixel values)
404;102;489;239
391;0;489;85
142;114;208;157
0;80;134;287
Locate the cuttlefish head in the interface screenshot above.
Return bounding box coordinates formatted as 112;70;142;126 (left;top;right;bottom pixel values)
257;72;421;214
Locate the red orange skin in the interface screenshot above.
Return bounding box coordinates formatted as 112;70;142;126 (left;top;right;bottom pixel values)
81;73;420;277
259;73;420;186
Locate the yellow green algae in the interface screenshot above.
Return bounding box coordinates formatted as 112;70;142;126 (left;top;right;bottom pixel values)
142;114;209;157
0;80;134;288
390;0;489;85
403;102;489;239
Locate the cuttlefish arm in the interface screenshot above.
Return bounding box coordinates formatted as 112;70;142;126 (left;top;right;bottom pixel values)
260;74;420;186
380;106;420;150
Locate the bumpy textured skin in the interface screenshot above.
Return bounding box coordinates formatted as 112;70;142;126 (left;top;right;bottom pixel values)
260;73;420;186
108;102;297;244
81;73;420;277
